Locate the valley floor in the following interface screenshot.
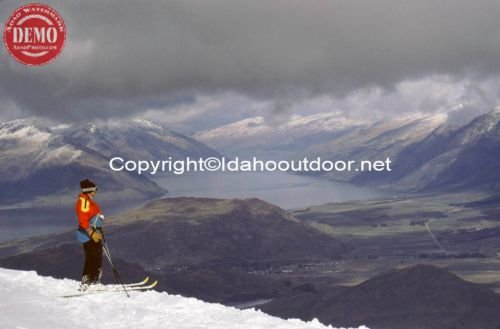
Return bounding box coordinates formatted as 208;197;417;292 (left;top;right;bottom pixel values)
274;192;500;289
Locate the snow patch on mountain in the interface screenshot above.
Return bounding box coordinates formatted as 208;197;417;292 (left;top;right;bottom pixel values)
196;112;365;142
88;124;98;134
0;268;367;329
452;108;500;146
0;119;51;144
34;145;83;166
194;112;367;156
307;112;448;157
133;118;163;130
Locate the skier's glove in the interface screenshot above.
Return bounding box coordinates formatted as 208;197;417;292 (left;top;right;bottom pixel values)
87;228;103;243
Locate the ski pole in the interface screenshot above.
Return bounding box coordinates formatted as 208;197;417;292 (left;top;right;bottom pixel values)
103;242;130;298
101;233;130;298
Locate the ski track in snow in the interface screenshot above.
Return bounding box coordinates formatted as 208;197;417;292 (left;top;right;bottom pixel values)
0;268;368;329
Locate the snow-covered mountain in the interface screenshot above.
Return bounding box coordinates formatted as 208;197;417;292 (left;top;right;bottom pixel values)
371;107;500;191
302;112;449;180
194;107;500;192
193;111;448;163
64;119;221;161
0;118;219;206
194;112;367;158
338;107;500;191
0;268;367;329
302;107;500;192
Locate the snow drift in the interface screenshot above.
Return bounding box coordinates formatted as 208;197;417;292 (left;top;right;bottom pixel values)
0;268;368;329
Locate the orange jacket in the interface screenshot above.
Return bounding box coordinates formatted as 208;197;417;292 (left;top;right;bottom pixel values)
75;193;101;230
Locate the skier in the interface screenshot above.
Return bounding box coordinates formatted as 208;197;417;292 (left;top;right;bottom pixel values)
75;179;105;290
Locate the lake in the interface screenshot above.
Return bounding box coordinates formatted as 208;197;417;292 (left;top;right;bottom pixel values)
155;171;382;209
0;172;382;242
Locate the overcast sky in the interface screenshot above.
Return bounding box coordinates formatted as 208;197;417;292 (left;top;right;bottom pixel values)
1;0;500;129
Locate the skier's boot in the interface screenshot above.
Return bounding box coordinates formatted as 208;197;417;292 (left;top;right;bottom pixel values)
79;275;91;292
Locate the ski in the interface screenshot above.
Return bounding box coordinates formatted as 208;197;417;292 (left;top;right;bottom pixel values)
61;280;158;298
98;276;150;289
89;279;158;293
123;276;150;287
78;276;150;292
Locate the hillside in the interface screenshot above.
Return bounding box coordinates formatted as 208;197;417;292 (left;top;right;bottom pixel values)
312;107;500;192
261;265;500;329
302;112;448;182
0;197;349;303
103;197;349;269
350;107;500;192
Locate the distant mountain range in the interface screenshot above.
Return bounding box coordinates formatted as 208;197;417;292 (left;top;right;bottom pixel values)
194;108;500;193
64;119;220;162
0;119;220;206
193;112;368;158
3;107;497;205
300;112;449;181
352;107;500;192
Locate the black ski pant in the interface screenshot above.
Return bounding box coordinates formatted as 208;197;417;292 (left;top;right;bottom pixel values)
82;239;102;284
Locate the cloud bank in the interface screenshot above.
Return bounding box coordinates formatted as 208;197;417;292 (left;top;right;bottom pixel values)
1;0;500;123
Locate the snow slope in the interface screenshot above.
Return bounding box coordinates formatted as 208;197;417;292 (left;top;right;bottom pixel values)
0;268;368;329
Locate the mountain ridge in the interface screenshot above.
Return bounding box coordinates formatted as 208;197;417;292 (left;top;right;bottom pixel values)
358;108;500;192
0;118;220;206
193;108;500;193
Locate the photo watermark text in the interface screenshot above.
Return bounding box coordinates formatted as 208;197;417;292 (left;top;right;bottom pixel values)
109;156;392;176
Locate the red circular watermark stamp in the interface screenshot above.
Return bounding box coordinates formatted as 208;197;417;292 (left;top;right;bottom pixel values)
3;3;66;66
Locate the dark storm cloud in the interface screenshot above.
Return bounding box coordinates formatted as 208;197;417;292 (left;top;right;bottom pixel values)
1;0;500;121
